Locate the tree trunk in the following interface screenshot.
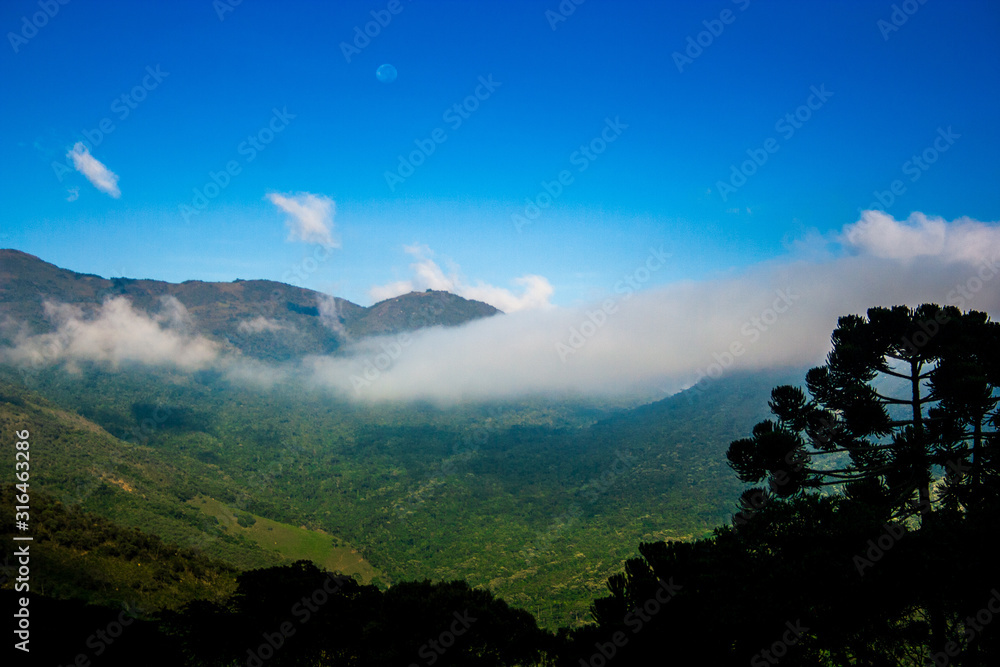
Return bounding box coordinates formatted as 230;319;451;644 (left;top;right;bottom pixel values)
910;358;932;521
972;418;982;495
910;359;948;659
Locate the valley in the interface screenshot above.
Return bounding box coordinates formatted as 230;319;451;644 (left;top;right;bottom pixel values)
0;350;799;627
1;252;996;664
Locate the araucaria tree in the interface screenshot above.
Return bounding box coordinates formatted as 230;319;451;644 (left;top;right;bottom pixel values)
927;309;1000;514
726;304;999;523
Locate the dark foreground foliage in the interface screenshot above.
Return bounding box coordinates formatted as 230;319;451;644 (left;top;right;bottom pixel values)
561;494;999;666
160;560;552;666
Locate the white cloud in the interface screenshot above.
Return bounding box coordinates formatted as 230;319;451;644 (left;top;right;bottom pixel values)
267;192;338;247
66;187;79;202
314;212;1000;403
3;296;218;370
369;245;554;312
368;280;415;303
316;294;345;335
237;316;292;334
67;142;120;198
459;275;554;313
841;210;1000;264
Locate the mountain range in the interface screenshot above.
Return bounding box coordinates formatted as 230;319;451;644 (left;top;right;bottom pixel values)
0;248;500;361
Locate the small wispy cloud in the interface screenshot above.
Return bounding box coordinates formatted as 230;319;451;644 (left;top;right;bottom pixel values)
267;192;338;247
67;142;120;198
66;187;79;202
368;244;554;312
317;294;346;335
237;316;292;334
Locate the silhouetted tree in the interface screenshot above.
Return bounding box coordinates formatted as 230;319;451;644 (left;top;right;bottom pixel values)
163;560;551;666
926;310;1000;514
725;304;999;522
566;494;928;666
721;304;998;661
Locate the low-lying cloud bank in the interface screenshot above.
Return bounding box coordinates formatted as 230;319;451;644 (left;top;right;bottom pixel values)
4;212;998;404
310;211;1000;402
4;296;219;371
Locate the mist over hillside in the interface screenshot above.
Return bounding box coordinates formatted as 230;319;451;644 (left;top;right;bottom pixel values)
4;211;998;405
0;248;500;364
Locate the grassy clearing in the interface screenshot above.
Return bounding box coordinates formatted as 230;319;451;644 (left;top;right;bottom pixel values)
188;496;383;584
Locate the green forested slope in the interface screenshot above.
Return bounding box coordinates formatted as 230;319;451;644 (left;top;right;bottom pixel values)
2;363;801;627
0;484;236;610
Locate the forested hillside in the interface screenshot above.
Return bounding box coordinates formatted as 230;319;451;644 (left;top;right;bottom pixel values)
1;359;800;627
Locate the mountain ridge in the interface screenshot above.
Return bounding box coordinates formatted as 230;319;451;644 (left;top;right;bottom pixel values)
0;248;501;361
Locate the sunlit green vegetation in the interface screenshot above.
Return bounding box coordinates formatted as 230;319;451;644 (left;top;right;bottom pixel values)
188;495;383;585
0;362;797;627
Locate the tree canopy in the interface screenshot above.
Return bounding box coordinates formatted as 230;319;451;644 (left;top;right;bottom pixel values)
726;304;999;522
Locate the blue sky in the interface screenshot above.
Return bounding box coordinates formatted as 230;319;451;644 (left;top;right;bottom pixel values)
2;0;999;309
